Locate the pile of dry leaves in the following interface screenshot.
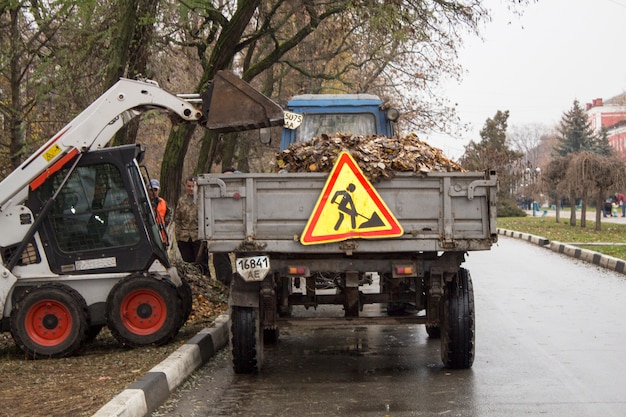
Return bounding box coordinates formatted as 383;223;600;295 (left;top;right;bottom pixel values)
274;132;463;181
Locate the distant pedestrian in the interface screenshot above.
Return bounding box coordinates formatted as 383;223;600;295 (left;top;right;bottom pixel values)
603;198;613;218
175;176;209;275
616;192;626;217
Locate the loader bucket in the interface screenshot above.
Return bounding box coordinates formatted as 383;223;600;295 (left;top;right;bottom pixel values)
202;70;284;133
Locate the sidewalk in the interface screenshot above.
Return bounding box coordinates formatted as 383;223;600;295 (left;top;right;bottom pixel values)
524;209;626;224
500;208;626;276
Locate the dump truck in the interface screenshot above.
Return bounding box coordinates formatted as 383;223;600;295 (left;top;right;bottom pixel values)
0;71;283;358
197;92;498;374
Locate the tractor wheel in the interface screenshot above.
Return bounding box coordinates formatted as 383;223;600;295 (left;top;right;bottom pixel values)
425;324;441;338
10;284;88;359
440;268;475;369
264;328;280;344
231;306;263;373
106;275;183;347
85;324;104;342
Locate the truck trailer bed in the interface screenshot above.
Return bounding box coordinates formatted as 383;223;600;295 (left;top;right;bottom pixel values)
197;170;497;254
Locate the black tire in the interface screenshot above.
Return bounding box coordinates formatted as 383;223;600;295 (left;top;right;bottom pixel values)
106;275;183;348
177;277;193;327
213;252;233;286
231;306;263;373
264;328;279;345
425;324;441;338
85;324;104;342
10;284;89;359
440;268;475;369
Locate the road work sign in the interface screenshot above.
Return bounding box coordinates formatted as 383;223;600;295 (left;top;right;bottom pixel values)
300;151;403;245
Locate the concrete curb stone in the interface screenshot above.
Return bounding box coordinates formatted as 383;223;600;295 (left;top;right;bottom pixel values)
92;313;230;417
497;228;626;275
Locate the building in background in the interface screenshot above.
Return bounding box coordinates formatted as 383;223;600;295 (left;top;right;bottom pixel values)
586;94;626;155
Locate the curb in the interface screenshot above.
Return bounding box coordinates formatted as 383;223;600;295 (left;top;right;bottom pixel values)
496;229;550;246
92;313;230;417
497;228;626;275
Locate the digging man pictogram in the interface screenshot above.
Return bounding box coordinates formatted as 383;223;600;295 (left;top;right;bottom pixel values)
331;183;385;231
331;183;358;230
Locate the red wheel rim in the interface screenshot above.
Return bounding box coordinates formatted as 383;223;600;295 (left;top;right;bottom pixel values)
119;288;167;335
24;300;73;347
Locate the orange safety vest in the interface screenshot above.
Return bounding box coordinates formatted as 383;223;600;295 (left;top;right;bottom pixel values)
154;197;169;245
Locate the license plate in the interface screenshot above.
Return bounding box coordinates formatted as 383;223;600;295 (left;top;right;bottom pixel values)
236;255;270;282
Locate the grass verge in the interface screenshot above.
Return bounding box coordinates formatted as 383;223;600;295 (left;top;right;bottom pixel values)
497;216;626;260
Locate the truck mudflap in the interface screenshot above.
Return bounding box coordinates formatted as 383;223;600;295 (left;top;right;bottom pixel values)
229;274;262;308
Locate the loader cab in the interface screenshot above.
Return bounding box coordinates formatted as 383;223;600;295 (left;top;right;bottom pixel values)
280;94;399;150
25;144;168;275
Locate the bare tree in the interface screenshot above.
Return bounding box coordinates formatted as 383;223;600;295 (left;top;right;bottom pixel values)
542;156;569;223
157;0;506;204
508;123;552;168
0;1;74;173
0;0;536;205
563;152;625;230
106;0;161;147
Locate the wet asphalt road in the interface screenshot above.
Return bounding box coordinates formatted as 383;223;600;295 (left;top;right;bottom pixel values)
153;237;626;417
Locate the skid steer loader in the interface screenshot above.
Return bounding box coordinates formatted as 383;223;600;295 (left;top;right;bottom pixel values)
0;71;283;358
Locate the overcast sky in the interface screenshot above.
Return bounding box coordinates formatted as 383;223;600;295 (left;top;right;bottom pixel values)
427;0;626;160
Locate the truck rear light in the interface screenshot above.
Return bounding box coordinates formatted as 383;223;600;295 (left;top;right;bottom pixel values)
392;263;417;278
396;266;413;275
287;266;308;276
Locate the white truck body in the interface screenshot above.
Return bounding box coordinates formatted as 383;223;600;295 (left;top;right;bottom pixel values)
198;171;497;253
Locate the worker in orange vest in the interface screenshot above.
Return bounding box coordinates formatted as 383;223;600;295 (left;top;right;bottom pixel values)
148;179;172;245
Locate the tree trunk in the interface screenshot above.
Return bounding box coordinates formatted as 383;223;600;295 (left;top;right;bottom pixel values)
8;7;27;170
555;195;561;223
569;189;577;226
161;123;197;206
196;130;221;174
106;0;159;147
236;136;251;173
220;133;239;171
164;1;261;193
595;192;603;231
580;189;587;228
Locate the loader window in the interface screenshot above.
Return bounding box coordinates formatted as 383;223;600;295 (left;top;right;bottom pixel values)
39;163;140;251
294;113;376;143
131;165;167;254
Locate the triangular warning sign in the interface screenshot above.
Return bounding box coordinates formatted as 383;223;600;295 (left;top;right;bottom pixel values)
301;151;404;245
